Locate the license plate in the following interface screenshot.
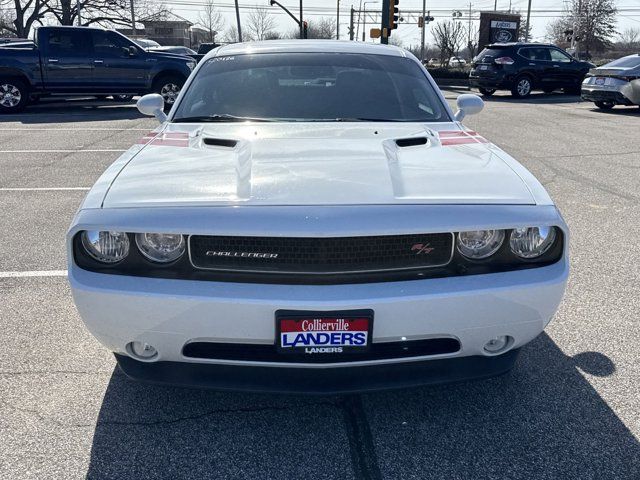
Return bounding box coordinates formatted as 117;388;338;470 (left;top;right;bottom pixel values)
479;65;488;70
276;310;373;355
595;77;605;85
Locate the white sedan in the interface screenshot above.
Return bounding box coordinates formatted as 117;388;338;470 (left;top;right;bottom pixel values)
67;40;568;393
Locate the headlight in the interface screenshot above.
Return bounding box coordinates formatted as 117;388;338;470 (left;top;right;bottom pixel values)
135;233;185;263
81;231;130;264
186;61;196;71
456;230;505;259
509;226;557;259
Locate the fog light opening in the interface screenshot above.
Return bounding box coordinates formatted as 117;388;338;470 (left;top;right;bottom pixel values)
483;335;513;355
127;341;158;361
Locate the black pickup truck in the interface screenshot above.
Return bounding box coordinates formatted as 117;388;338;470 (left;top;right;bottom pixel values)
0;26;196;113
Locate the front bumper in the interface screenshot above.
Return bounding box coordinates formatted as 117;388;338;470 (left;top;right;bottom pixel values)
115;349;521;394
70;258;567;382
68;204;568;392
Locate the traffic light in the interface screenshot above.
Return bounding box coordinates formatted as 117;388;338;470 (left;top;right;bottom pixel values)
389;0;399;30
418;16;424;28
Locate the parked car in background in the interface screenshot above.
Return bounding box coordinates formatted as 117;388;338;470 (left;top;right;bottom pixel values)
67;40;568;393
581;54;640;110
0;26;196;112
197;43;220;55
133;38;161;49
448;56;467;67
427;58;441;67
149;46;197;56
469;43;594;98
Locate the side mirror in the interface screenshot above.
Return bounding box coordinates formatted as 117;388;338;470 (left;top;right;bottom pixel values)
137;94;167;123
453;94;484;121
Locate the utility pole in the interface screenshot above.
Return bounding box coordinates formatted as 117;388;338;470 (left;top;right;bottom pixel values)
349;6;355;40
77;0;82;26
299;0;303;39
420;0;426;62
235;0;243;42
467;1;472;51
130;0;136;37
355;0;362;41
494;0;497;10
525;0;532;41
381;0;389;45
336;0;340;39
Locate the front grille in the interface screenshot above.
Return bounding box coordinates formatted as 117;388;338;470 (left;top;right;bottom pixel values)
188;233;454;274
183;338;461;363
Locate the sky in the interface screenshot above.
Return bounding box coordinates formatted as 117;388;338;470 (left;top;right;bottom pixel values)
162;0;639;46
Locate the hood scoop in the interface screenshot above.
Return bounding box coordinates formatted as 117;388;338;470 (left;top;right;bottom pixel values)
203;137;238;148
396;137;429;147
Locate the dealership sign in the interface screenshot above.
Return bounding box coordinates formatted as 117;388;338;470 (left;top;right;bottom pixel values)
479;12;521;47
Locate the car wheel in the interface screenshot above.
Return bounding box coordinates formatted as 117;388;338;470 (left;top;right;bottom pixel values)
112;95;134;102
594;101;614;110
478;87;496;96
153;74;185;109
0;78;29;113
511;76;532;98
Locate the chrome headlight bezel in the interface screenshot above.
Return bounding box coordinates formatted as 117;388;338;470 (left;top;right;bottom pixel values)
135;232;186;263
80;230;130;264
456;230;505;260
509;226;557;259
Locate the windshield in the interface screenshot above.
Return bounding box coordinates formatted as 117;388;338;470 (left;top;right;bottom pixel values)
604;56;640;69
172;52;449;122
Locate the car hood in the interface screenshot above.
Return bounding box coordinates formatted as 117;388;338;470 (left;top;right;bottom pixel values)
101;123;537;208
147;50;192;62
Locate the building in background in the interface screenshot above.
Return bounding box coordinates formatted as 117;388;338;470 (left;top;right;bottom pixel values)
118;10;207;48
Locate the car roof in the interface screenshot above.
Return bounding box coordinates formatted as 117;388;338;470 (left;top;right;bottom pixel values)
209;40;408;59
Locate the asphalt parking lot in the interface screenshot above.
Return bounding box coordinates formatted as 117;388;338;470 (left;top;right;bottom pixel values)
1;93;639;480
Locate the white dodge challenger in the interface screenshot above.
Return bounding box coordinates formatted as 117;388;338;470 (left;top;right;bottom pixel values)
67;41;568;393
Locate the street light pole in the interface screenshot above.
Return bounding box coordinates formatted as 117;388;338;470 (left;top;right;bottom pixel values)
420;0;426;62
270;0;305;38
336;0;340;40
525;0;532;41
235;0;243;42
130;0;136;37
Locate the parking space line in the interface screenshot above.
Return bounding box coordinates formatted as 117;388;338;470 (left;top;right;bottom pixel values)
0;270;67;278
0;187;90;191
0;149;126;153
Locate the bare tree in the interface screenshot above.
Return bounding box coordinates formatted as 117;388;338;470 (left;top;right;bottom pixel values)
306;17;335;39
546;0;617;57
246;7;276;41
197;0;224;43
285;16;335;39
223;24;241;43
618;27;640;48
465;22;479;59
432;20;465;65
0;1;16;36
45;0;165;29
2;0;50;38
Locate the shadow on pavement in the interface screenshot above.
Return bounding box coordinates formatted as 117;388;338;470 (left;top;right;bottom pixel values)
85;333;639;480
586;106;640;116
0;98;144;124
480;92;583;105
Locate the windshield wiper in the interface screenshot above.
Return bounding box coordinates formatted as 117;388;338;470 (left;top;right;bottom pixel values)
173;114;274;123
